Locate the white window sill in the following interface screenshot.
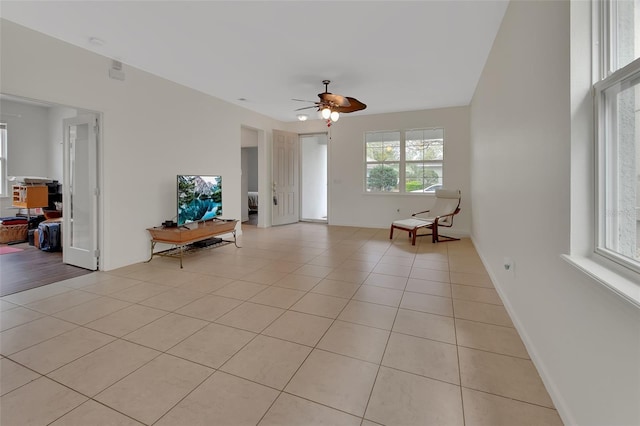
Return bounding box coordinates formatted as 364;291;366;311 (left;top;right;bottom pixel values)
561;254;640;308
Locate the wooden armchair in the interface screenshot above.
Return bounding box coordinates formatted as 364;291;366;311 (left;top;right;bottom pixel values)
390;189;461;245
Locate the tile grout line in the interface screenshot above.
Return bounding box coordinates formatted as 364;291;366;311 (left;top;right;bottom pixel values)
253;261;374;424
358;241;409;425
253;233;390;424
449;242;468;426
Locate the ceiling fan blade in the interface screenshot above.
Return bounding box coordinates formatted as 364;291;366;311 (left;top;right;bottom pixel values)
318;92;351;107
332;97;367;113
294;81;365;116
292;98;316;103
294;105;318;111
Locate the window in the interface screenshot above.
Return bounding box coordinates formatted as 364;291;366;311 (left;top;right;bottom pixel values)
365;128;444;193
594;0;640;272
0;124;6;197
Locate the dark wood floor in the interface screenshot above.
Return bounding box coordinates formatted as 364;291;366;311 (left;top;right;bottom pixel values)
243;211;258;226
0;242;93;297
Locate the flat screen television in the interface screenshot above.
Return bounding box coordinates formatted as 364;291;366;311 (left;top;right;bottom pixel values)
177;175;222;226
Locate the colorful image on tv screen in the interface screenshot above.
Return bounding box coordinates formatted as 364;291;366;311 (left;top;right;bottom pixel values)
177;175;222;226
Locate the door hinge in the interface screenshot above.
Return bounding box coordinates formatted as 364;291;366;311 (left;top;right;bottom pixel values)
94;187;100;196
94;249;100;258
94;119;99;134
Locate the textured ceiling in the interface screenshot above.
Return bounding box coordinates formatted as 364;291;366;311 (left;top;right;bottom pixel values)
1;1;508;122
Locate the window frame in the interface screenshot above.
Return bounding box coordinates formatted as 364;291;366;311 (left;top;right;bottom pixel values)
593;0;640;275
364;130;402;193
0;124;7;198
364;127;444;194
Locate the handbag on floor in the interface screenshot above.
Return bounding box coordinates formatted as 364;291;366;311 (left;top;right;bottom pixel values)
38;222;61;252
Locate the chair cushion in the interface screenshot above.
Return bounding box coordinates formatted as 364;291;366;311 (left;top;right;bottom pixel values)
392;218;434;230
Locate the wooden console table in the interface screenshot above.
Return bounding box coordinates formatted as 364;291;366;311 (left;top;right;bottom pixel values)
146;219;239;268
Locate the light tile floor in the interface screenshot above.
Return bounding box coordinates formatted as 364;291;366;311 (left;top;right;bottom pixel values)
0;223;564;425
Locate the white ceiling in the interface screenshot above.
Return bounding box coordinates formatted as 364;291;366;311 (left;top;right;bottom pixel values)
0;1;508;122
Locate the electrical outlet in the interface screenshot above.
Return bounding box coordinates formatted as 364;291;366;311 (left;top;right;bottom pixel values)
503;257;514;272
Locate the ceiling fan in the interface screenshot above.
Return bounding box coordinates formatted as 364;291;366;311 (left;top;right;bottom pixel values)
293;80;366;124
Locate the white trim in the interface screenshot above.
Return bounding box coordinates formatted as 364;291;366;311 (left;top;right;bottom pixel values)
593;57;640;277
562;254;640;308
592;0;603;83
471;237;575;426
593;55;640;93
0;124;6;198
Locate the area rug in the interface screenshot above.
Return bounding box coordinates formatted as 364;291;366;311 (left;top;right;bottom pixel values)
0;246;24;255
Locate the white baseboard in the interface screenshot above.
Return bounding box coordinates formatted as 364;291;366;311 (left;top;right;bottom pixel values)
470;236;575;426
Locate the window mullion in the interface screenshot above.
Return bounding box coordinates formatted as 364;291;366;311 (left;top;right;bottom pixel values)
608;0;616;76
0;124;6;197
399;131;406;192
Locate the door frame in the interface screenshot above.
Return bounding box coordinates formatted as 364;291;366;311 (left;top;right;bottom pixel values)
299;132;329;223
62;113;104;270
240;125;267;230
1;94;103;270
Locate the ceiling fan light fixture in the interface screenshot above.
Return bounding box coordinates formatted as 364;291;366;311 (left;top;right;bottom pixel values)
297;114;308;121
292;80;366;127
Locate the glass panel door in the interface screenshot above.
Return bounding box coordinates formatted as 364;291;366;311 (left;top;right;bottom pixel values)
300;133;328;222
63;114;98;270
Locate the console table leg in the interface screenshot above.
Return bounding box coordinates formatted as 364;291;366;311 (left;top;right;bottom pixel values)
179;245;184;269
232;230;240;248
145;241;156;263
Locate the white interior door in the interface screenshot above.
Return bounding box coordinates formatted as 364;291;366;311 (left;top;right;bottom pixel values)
63;114;99;270
272;129;299;225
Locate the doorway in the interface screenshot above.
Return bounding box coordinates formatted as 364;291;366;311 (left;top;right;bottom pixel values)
241;126;259;227
300;133;328;222
241;146;259;226
0;94;101;294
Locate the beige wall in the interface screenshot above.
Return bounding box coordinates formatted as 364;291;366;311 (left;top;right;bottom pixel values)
470;2;640;425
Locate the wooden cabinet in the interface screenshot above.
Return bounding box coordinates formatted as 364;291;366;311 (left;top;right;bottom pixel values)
12;185;49;209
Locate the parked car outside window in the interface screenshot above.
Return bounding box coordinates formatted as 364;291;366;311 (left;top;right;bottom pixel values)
411;184;442;193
